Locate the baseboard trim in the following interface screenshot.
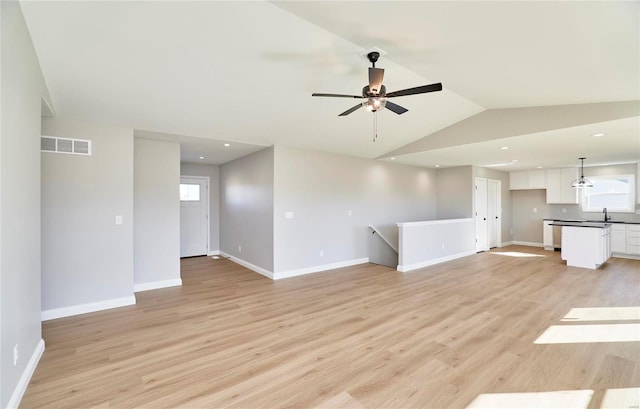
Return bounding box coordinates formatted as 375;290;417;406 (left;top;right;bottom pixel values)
41;295;136;321
207;250;220;256
397;250;475;272
612;253;640;260
219;251;274;279
499;241;514;247
7;338;45;409
512;241;544;248
134;278;182;293
274;258;370;280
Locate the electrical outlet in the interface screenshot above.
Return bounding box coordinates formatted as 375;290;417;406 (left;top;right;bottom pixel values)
441;243;445;250
348;210;352;216
533;207;538;213
238;245;242;253
115;215;123;225
562;208;567;213
510;229;513;236
13;344;18;366
319;250;324;257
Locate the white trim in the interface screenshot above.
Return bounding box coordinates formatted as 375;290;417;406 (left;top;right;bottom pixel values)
274;258;369;280
41;295;136;321
207;250;220;256
512;241;544;247
499;241;514;247
397;250;475;272
397;218;473;227
612;253;640;260
6;339;45;409
219;251;274;279
134;278;182;292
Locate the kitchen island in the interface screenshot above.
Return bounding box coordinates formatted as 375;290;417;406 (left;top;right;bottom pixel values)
550;222;612;269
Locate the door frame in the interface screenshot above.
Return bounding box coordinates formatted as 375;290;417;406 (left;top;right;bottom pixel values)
180;175;210;257
475;177;489;252
488;179;502;248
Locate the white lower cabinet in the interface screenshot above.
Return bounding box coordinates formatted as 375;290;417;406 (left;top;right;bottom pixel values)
627;225;640;255
611;224;626;254
561;226;611;269
543;220;554;250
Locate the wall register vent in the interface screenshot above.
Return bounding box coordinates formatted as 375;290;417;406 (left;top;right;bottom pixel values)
41;136;92;156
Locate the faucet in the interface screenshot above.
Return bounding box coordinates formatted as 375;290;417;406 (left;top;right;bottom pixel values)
603;207;611;222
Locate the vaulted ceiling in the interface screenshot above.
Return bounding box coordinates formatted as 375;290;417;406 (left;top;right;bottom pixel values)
21;1;639;170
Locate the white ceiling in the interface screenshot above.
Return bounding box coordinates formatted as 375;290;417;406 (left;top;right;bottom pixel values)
21;1;639;169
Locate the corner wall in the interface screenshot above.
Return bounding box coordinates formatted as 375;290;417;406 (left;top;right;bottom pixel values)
134;138;181;291
41;118;135;317
219;147;274;274
1;2;51;407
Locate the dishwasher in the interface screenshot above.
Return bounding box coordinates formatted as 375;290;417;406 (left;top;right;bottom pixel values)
553;225;562;251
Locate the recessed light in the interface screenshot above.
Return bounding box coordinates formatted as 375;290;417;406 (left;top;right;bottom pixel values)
511;159;518;163
592;133;605;137
390;157;396;160
536;166;543;169
224;143;231;147
199;156;205;160
500;146;509;150
435;164;440;168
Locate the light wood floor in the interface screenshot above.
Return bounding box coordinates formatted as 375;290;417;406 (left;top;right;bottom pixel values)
22;246;640;408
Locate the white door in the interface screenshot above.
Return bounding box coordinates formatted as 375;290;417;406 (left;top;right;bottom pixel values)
180;177;209;258
475;177;489;252
488;179;502;248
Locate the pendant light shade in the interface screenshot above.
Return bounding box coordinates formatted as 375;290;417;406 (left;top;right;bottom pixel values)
571;157;593;188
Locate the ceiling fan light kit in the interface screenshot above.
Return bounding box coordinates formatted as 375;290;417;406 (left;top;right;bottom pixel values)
571;157;594;188
312;51;443;119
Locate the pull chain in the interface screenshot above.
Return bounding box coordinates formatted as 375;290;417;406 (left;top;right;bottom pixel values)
372;111;378;142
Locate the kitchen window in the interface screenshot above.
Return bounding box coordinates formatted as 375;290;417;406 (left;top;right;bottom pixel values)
581;174;635;213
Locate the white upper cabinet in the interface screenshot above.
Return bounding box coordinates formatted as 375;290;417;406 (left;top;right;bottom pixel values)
509;170;546;190
546;168;578;204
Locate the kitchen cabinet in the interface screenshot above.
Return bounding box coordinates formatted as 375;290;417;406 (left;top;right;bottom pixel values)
627;225;640;255
543;220;554;250
546;168;578;204
561;224;611;269
611;224;626;254
509;170;546;190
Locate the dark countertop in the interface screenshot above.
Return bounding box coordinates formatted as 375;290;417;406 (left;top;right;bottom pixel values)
549;222;612;229
543;218;640;225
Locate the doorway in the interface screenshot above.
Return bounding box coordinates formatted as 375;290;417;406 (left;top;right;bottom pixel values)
475;177;489;252
487;179;502;248
180;176;209;258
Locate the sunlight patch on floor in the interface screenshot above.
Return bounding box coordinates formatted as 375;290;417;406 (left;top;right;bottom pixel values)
466;390;593;409
534;324;640;344
490;251;545;258
601;387;640;409
562;307;640;322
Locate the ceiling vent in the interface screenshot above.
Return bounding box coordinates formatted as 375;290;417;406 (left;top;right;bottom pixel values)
41;136;92;156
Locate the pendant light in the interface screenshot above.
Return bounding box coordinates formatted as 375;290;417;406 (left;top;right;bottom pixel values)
571;157;593;188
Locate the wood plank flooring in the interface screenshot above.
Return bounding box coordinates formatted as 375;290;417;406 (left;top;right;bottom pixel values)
22;246;640;408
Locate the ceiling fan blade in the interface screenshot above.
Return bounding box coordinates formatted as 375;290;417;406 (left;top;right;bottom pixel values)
386;83;443;98
312;93;362;98
338;104;363;116
368;67;385;94
385;101;408;115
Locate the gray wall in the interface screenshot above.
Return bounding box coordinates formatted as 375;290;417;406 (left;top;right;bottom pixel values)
220;147;274;272
134;138;181;287
436;166;473;219
511;189;549;244
0;2;51;406
41;118;134;310
273;146;437;273
180;162;220;252
474;166;513;244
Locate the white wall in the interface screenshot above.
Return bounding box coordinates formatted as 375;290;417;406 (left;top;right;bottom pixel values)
41;118;135;316
180;162;220;253
273;146;437;275
220;147;274;273
0;2;51;407
134;138;181;290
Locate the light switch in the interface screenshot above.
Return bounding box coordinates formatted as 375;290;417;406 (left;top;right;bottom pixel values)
533;208;537;213
115;215;123;225
285;211;294;219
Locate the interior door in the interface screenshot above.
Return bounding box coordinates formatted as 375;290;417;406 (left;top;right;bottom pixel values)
475;177;489;252
488;179;502;248
180;177;208;258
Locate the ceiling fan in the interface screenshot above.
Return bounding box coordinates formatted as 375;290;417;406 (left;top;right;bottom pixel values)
312;51;443;116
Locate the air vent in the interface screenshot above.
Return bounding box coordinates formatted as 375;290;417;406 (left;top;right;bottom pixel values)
41;136;92;156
